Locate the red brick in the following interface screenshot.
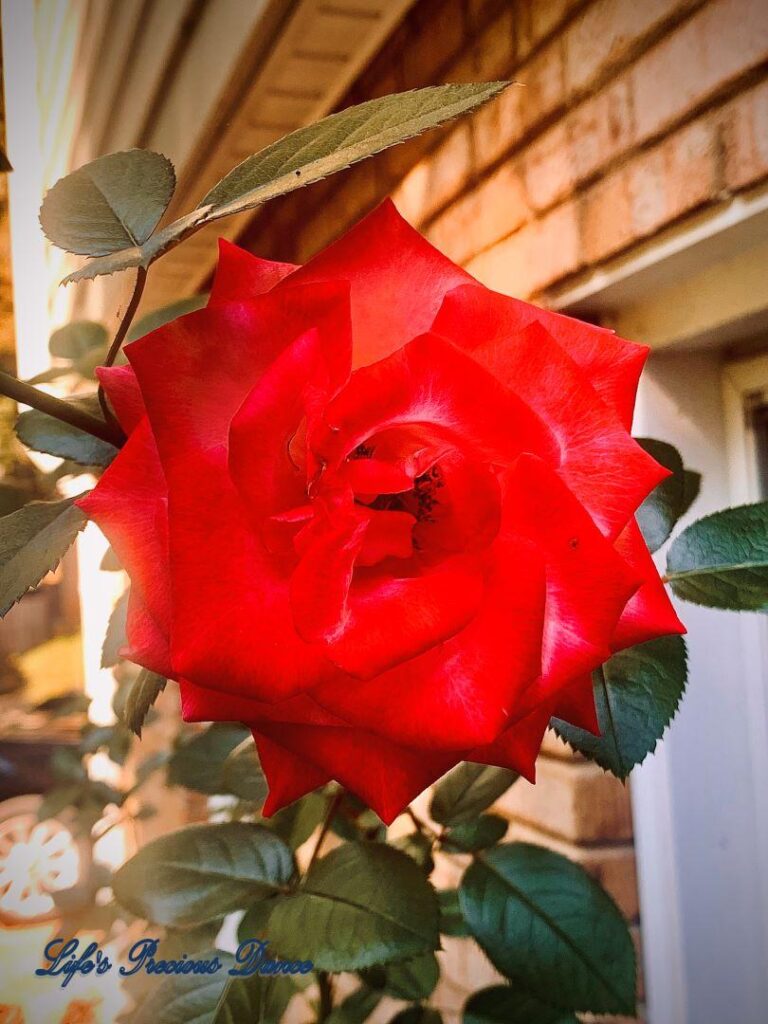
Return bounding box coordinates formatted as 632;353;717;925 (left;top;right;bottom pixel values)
468;200;581;297
426;161;530;262
495;757;634;842
522;121;576;210
580;169;634;262
567;77;635;182
564;0;684;95
401;0;466;86
390;121;474;224
471;5;515;79
721;77;768;190
518;38;567;132
472;82;526;166
526;0;583;51
631;0;768;144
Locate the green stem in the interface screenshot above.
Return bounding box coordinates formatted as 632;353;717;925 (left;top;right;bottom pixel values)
98;265;147;425
0;368;123;445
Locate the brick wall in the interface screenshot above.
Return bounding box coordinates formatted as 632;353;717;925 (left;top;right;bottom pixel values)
239;1;768;1020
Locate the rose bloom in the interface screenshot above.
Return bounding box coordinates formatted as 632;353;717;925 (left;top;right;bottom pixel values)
80;201;684;823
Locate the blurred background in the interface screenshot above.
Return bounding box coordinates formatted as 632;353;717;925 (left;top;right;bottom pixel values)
0;1;767;1022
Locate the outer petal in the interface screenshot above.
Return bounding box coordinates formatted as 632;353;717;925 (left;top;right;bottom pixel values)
469;701;555;782
77;417;170;632
506;454;641;711
256;735;331;815
433;282;647;429
312;538;545;749
123;589;173;678
432;287;666;538
209;238;297;305
95;365;145;434
611;518;686;651
287;198;472;367
126;284;354;701
550;673;600;734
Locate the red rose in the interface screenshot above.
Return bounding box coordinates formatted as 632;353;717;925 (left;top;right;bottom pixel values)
79;201;684;823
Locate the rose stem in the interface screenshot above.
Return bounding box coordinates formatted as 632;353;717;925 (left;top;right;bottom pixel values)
0;368;123;445
98;264;147;426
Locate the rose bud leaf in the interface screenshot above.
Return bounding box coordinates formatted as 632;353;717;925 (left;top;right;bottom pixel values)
459;843;636;1015
430;763;519;827
221;737;268;804
112;822;295;927
168;722;252;795
635;437;686;552
552;635;688;779
200;83;509;221
121;667;167;737
666;500;768;609
267;842;439;971
40;149;176;256
441;814;508;853
463;985;580;1024
0;495;87;617
16;403;119;467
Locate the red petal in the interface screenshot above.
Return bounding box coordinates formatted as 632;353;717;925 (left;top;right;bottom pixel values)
469;700;554;782
611;518;686;651
288;198;472;367
313;331;557;473
77;418;170;632
95;365;145;434
432;287;666;538
435;282;646;429
256;734;331;815
551;673;600;734
255;720;456;824
209;238;297;305
506;454;641;709
313;538;545;749
123;589;173;678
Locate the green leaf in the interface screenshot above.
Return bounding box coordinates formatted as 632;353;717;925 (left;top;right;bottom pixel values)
102;589;129;668
130;948;232;1024
666;501;768;609
437;889;469;937
112;822;295;927
268;842;439;970
430;763;518;826
121;668;166;736
552;635;687;779
635;438;685;552
325;986;381;1024
0;483;29;516
49;321;108;359
268;791;327;849
463;986;579;1024
169;724;251;795
363;952;439;1000
237;899;276;943
127;294;208;343
442;814;507;852
214;973;296;1024
40;149;175;256
200;84;508;221
388;1008;442;1024
221;738;268;803
61;207;209;285
16;406;118;466
459;843;635;1014
0;495;87;617
37;783;83;821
